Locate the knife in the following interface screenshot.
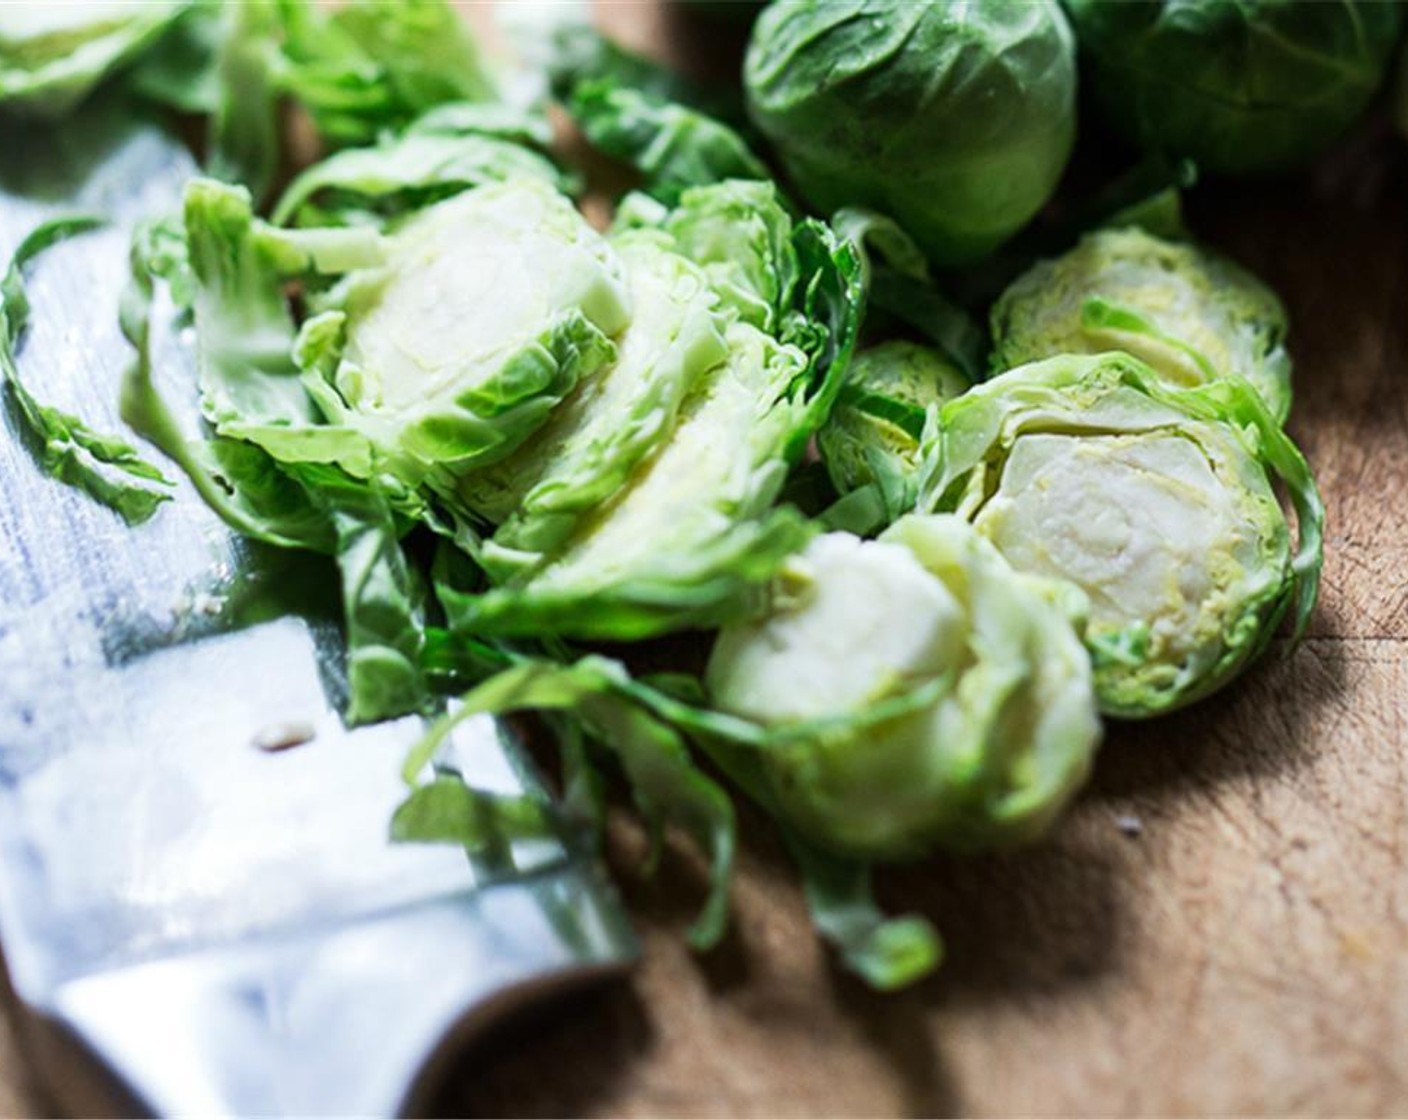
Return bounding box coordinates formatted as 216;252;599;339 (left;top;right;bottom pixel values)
0;106;636;1116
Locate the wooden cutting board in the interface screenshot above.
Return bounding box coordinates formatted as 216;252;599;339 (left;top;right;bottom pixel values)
4;2;1407;1115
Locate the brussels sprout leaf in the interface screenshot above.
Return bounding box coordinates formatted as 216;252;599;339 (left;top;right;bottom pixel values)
391;774;556;850
564;78;770;205
404;656;737;949
1;216;173;525
783;831;943;991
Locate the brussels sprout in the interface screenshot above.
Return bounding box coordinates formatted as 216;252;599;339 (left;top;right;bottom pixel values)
1066;0;1403;176
744;0;1077;266
461;230;732;578
456;315;814;638
990;227;1292;421
705;516;1101;859
918;352;1324;718
0;1;187;116
295;176;631;495
818;340;969;504
447;180;863;641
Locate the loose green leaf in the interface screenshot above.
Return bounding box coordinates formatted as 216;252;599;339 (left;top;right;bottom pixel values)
316;476;428;725
2;216;172;524
0;2;190;117
403;656;736;949
832;208;986;383
548;23;749;126
565;77;770;204
391;775;555;849
272;125;568;229
784;830;942;991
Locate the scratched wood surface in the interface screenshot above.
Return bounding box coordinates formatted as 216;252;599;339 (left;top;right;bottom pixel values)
4;1;1408;1116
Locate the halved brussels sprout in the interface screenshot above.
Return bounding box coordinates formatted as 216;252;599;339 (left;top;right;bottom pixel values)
919;352;1323;718
705;515;1101;859
744;0;1077;266
0;1;186;116
990;227;1292;420
818;340;969;510
296;176;631;494
1066;0;1403;176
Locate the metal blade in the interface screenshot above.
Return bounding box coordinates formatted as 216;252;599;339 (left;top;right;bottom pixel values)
0;106;635;1116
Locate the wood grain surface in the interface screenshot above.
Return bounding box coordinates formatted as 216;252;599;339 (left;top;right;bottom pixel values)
5;2;1408;1116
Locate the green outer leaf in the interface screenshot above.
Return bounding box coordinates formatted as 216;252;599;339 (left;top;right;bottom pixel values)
391;775;554;848
121;228;335;550
120;219;338;552
206;0;282;206
817;340;971;534
831;207;987;383
1;215;173;525
126;2;220;114
989;226;1292;422
123;218;431;724
0;2;189;117
783;829;942;991
565;77;770;204
402;657;736;949
314;474;428;725
526;657;942;989
548;23;750;127
272;128;568;228
450;505;817;641
638;178;800;334
274;0;500;149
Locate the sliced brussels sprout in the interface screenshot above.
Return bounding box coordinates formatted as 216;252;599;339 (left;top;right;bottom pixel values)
461;230;732;581
454;317;815;638
818;340;970;523
296;176;631;496
705;516;1101;859
617;178;799;335
0;1;186;116
990;227;1292;420
744;0;1077;266
1066;0;1403;176
444;181;863;641
918;352;1324;718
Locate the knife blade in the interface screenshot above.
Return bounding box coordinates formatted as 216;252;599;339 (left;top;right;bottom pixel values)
0;105;636;1117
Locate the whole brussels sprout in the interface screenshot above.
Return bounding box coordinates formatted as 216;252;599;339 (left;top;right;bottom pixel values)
744;0;1078;266
706;516;1101;859
1066;0;1403;176
990;227;1292;420
919;352;1324;719
819;340;969;499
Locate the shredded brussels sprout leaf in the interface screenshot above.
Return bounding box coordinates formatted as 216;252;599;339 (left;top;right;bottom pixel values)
1;216;173;524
